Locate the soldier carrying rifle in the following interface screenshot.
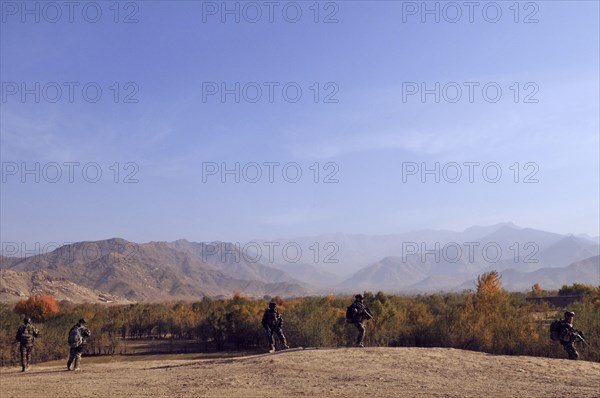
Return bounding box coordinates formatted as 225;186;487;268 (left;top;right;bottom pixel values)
67;318;91;371
555;311;586;360
15;317;40;372
346;294;373;348
262;302;289;353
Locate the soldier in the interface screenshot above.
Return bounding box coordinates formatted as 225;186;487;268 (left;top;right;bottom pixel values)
67;318;91;371
346;294;373;347
15;317;40;372
261;302;289;353
559;311;585;360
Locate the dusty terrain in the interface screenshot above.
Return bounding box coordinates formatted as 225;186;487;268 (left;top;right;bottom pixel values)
1;347;599;398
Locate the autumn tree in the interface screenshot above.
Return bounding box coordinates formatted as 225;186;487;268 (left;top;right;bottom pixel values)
284;297;341;347
558;283;596;297
13;295;60;322
172;303;199;339
364;291;401;346
527;283;545;298
476;271;503;301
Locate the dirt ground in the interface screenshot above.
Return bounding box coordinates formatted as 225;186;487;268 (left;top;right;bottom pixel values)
1;347;599;398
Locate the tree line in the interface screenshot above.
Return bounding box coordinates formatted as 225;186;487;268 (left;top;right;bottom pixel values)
1;273;599;366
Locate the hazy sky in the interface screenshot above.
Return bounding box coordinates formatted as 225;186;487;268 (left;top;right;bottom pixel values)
1;1;599;247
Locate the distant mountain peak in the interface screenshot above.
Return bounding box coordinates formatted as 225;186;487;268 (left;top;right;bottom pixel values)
463;222;521;234
492;222;522;231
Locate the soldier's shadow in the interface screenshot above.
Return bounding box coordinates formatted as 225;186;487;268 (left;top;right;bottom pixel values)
14;369;68;375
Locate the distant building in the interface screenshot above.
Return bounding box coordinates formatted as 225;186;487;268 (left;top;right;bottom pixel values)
525;295;583;307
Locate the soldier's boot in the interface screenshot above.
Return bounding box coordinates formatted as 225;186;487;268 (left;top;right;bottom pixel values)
73;356;81;371
281;337;289;350
268;344;275;353
564;343;579;360
568;350;579;360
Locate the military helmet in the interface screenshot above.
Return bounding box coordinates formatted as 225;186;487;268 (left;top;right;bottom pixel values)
355;294;364;300
268;302;277;309
78;318;87;324
564;311;575;318
23;317;31;324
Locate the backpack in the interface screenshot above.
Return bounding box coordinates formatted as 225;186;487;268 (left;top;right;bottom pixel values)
550;320;563;341
68;326;83;348
346;304;357;323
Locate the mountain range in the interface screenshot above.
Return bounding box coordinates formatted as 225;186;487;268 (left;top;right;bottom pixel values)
0;238;312;303
1;223;598;302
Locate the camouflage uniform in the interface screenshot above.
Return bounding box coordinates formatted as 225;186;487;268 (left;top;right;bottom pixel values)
262;305;288;352
67;321;91;371
348;299;372;347
15;319;40;371
558;320;580;360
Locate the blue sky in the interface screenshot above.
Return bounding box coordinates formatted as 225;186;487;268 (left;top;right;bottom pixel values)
1;1;599;247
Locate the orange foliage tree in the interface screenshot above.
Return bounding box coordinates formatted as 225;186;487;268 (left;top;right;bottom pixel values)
476;271;503;301
13;295;60;322
527;283;544;298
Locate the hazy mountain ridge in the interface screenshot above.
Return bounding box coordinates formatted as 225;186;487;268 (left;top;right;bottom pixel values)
270;262;341;288
336;224;599;292
458;255;600;292
251;223;516;276
1;224;597;302
499;255;600;291
166;240;298;284
338;256;429;291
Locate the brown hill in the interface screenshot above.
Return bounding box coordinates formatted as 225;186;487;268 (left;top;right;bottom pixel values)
1;238;310;302
0;256;21;268
0;269;129;303
1;348;599;397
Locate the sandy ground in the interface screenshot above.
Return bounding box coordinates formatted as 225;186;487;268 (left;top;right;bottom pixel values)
1;348;599;398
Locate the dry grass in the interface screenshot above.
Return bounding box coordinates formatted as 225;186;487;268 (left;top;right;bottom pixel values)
1;347;599;398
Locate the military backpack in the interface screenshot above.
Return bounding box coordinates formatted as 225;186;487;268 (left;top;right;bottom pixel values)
68;326;84;348
549;320;563;341
346;304;357;323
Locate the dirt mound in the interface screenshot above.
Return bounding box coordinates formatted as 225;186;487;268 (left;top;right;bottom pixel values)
1;347;598;397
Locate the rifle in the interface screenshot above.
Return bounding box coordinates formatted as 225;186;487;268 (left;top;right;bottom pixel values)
572;331;589;347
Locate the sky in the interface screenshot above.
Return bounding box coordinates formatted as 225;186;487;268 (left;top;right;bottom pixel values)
1;0;599;248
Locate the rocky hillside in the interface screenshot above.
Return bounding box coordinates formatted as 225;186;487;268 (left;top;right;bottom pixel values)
0;238;311;302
